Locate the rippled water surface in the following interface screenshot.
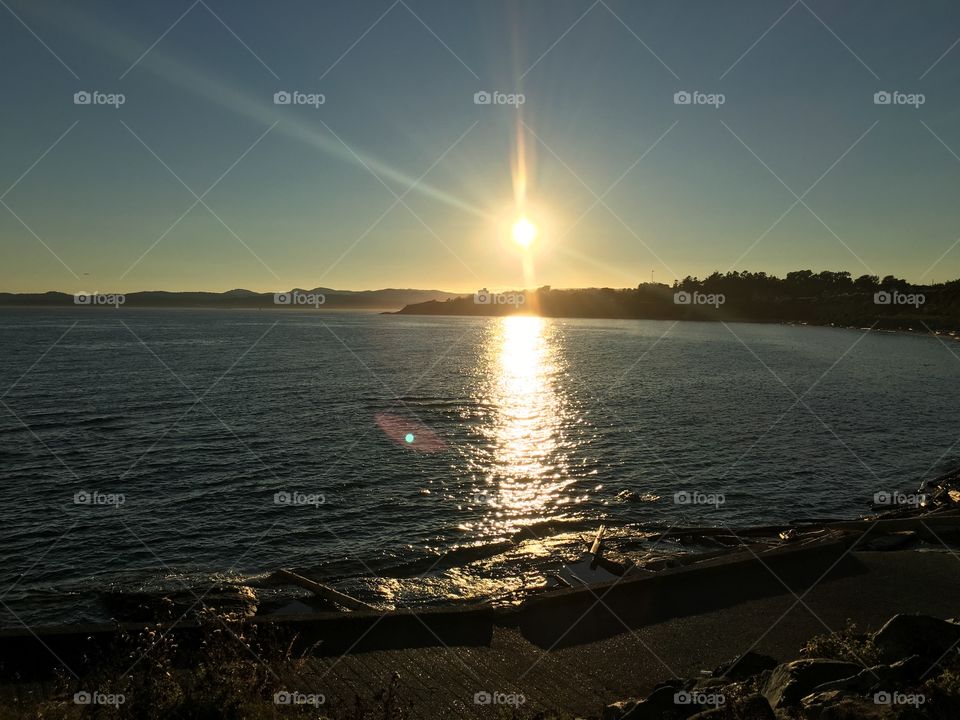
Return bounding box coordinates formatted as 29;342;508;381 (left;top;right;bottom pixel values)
1;308;958;625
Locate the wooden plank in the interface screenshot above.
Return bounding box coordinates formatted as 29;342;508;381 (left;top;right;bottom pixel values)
272;569;377;612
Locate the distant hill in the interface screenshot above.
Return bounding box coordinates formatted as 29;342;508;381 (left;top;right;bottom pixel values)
395;271;960;333
0;288;459;310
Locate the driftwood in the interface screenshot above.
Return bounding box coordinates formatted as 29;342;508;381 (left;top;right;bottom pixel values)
272;569;376;612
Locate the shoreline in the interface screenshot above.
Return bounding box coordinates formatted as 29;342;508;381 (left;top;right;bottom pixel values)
4;470;960;717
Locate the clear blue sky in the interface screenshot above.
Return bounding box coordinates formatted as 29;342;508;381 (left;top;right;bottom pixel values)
2;0;960;293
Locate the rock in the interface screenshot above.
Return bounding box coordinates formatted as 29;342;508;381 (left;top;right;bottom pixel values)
811;654;929;697
801;689;841;708
622;685;695;719
712;651;779;681
810;666;884;695
861;531;917;551
602;699;639;720
888;654;926;684
688;693;775;719
761;659;861;708
739;694;776;719
801;692;896;719
873;613;960;663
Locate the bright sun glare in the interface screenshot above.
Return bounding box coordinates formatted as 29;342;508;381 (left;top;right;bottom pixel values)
511;216;538;248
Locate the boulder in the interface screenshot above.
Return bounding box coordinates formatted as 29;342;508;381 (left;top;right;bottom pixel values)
800;692;896;719
712;651;779;681
687;693;775;719
872;614;960;664
623;685;696;719
762;659;861;708
603;699;639;720
810;654;928;696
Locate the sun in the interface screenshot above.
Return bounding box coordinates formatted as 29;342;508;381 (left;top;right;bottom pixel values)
511;216;538;248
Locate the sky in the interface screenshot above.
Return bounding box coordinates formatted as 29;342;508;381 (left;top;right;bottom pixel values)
2;0;960;294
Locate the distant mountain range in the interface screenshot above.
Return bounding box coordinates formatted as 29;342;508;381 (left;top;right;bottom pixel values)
0;288;461;310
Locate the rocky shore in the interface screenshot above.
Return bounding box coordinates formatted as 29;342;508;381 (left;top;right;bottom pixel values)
603;613;960;719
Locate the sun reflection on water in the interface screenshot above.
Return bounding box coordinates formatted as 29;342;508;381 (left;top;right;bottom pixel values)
468;315;578;536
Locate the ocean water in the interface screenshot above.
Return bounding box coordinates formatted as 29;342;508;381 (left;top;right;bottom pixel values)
1;308;958;627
